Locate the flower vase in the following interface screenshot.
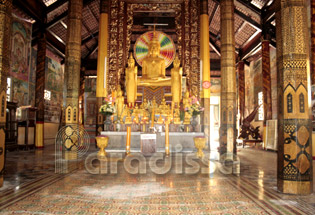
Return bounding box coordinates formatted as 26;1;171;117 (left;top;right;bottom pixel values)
116;123;121;131
104;115;112;131
191;115;198;132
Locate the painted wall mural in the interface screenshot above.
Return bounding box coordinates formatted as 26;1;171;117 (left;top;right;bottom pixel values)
10;16;31;82
9;16;32;107
84;78;97;125
270;46;278;119
44;50;64;123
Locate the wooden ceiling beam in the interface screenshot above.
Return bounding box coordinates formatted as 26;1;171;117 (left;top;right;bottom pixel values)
239;32;262;60
46;11;67;29
13;0;46;22
84;43;98;59
212;0;261;31
47;0;68;13
82;32;99;45
236;0;261;15
234;9;261;31
46;30;66;56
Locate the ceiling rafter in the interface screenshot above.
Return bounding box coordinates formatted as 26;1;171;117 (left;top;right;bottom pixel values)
236;0;261;15
84;43;98;60
47;0;68;13
13;0;46;22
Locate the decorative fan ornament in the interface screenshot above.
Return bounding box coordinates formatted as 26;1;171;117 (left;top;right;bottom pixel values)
134;31;176;68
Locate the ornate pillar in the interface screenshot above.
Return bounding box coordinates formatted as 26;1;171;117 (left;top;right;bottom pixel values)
96;0;109;98
0;0;12;187
261;39;272;147
200;0;211;146
219;0;237;156
276;0;313;194
238;61;245;122
96;0;109;134
311;0;315;161
79;68;85;125
64;0;82;125
262;40;272;121
35;27;46;148
311;0;315;86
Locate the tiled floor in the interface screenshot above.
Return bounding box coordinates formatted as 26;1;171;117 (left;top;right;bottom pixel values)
0;145;315;214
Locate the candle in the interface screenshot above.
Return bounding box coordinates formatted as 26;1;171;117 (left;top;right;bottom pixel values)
126;126;131;155
151;108;155;128
165;120;170;155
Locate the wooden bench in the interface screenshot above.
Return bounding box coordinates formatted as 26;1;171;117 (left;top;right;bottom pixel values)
242;139;263;148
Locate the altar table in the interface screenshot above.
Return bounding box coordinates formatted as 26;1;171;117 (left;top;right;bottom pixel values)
100;131;205;153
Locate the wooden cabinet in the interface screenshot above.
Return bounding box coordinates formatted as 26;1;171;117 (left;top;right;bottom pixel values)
5;102;18;151
18;107;36;149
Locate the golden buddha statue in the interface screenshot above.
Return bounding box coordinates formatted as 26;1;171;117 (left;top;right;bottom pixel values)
132;105;140;117
159;97;170;115
173;108;181;124
138;31;171;86
171;54;182;108
125;53;137;107
183;90;191;124
151;97;158;109
125;107;132;124
115;90;125;123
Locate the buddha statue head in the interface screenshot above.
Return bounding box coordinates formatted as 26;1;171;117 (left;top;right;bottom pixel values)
128;53;135;68
185;90;189;98
117;89;122;97
148;32;160;57
173;54;180;68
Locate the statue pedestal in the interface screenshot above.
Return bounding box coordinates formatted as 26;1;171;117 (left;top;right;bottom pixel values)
140;133;156;156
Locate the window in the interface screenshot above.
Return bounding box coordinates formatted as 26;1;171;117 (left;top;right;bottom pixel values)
258;92;264;121
6;77;11;101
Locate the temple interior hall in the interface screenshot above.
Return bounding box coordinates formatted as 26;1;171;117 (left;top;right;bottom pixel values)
1;0;315;214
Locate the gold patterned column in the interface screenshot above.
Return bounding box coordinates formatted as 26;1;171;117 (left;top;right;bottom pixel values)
262;40;272;122
200;0;211;146
238;61;245;122
261;40;272;148
311;0;315;86
96;0;109;98
219;0;236;156
312;0;315;162
0;0;12;187
64;0;82;125
79;69;85;125
35;27;46;148
276;0;313;194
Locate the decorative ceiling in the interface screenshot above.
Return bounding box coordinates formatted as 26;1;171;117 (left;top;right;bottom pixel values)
13;0;276;75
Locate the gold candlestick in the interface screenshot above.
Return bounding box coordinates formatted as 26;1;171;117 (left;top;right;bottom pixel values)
151;108;155;128
165;119;170;156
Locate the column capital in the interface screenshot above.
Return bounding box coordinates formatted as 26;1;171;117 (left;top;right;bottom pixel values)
200;0;208;15
100;0;109;14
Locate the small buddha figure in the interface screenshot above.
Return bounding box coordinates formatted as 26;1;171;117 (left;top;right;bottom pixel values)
125;53;137;107
138;30;171;87
159;97;170;115
140;98;148;109
173;108;181;124
183;90;191;124
115;90;125;123
113;85;122;105
125;107;132;124
132;105;139;117
171;54;182;107
151;97;158;109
